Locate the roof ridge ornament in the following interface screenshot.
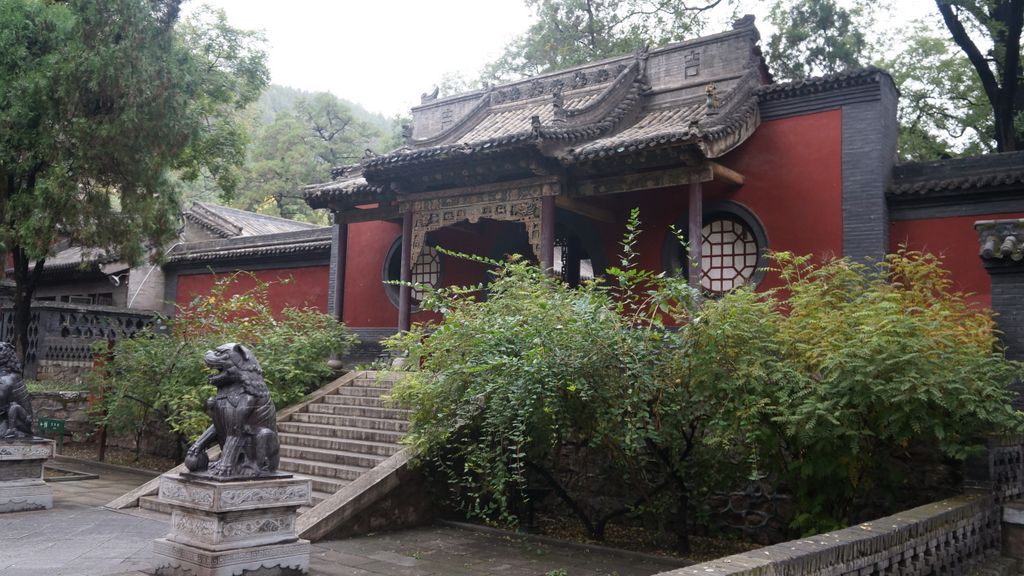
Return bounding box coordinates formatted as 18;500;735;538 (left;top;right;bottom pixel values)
420;86;439;104
705;82;719;116
551;86;566;125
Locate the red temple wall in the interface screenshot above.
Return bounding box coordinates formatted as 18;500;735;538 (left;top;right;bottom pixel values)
625;109;844;290
341;221;401;327
175;266;328;316
891;212;1024;308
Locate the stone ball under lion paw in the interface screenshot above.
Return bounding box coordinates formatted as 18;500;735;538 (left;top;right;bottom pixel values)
184;450;209;472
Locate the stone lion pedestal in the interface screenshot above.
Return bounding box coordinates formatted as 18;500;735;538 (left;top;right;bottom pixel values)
0;438;54;513
152;473;312;576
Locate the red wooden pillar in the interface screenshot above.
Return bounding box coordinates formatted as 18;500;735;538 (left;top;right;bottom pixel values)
398;211;413;332
541;195;556;273
333;219;348;323
687;181;703;289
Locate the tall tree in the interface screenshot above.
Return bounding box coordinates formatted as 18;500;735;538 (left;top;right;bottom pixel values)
765;0;873;81
237;92;385;222
935;0;1023;151
0;0;267;360
483;0;727;82
880;26;994;160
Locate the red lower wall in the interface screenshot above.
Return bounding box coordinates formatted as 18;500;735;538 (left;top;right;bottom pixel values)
890;212;1024;308
175;266;329;316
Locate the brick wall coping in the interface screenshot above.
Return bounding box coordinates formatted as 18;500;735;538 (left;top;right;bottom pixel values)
655;493;996;576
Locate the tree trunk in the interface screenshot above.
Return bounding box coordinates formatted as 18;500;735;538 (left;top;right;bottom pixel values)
10;247;44;366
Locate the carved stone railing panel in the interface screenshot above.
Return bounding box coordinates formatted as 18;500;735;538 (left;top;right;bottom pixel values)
0;303;155;378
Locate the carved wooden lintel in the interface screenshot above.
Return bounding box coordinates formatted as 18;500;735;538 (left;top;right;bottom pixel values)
573;165;712;197
399;178;558;260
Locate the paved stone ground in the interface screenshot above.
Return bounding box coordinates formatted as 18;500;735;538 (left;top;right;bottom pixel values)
0;459;684;576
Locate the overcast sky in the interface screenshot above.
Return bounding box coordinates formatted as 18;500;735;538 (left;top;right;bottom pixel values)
182;0;942;118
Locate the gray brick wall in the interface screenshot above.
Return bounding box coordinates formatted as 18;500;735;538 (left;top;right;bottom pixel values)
991;269;1024;360
841;79;898;263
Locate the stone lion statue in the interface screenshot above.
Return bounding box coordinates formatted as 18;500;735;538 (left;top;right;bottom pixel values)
0;342;33;440
184;343;280;479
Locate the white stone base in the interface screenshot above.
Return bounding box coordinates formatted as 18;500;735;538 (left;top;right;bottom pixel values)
152;537;310;576
0;439;54;514
153;474;312;575
0;479;53;513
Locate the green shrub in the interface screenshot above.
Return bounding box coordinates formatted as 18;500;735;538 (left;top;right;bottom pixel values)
387;211;1023;546
90;272;356;451
388;211;704;549
694;250;1024;533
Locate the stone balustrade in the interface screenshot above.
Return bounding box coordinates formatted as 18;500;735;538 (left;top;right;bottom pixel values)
0;302;155;379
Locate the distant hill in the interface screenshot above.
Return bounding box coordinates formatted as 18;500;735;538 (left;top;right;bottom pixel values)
255;84;398;140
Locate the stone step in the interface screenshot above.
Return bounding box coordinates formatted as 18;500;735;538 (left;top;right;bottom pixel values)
305;403;411;420
139;495;175;515
291;473;348;495
289;412;410;432
277;456;369;481
277;421;405;444
278;432;402;457
350;377;398;389
332;386;391;398
279;445;387;469
320;394;391;408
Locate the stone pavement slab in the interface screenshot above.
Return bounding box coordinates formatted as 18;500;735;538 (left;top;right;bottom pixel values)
1;459;684;576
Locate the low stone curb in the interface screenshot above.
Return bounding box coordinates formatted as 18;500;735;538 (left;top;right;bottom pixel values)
52;454;164;477
436;519;692;569
44;463;100;482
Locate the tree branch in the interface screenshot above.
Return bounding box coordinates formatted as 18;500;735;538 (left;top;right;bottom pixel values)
936;1;1000;108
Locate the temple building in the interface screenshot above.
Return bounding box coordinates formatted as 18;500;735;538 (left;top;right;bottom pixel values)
303;16;1024;358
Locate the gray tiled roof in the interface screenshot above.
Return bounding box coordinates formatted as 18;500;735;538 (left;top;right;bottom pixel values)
890;151;1024;196
165;227;332;265
305;19;773;209
185;202;321;238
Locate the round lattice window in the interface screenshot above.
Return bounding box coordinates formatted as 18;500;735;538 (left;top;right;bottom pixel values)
700;217;759;293
383;240;442;308
410;246;441;300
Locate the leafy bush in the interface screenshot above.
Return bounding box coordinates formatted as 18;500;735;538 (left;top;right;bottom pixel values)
387;213;1023;546
694;250;1023;532
90;273;355;454
388;212;704;549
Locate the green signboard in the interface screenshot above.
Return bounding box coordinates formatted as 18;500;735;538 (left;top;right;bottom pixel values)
37;417;65;452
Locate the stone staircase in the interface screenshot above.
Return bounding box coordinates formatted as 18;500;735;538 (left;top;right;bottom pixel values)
135;371;409;516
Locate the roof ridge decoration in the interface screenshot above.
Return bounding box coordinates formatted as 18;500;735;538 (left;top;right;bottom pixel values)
566;59;764;163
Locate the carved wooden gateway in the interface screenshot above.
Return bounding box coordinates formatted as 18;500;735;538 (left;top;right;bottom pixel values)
402;178;558;262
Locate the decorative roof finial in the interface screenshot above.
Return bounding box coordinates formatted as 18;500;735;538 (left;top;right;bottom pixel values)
733;14;755;29
551;86;566;124
421;86;439;103
636;44;651;78
705;82;719;115
363;148;378;160
401;123;413;144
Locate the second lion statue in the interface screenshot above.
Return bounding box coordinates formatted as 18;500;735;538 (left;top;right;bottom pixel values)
184;343;282;480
